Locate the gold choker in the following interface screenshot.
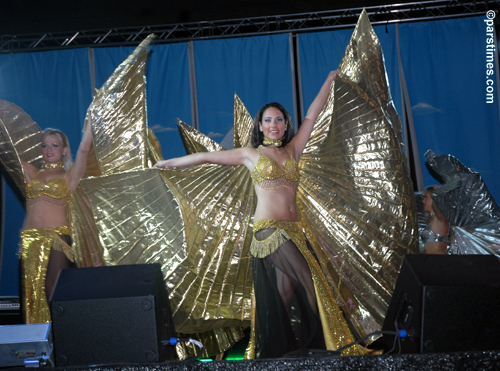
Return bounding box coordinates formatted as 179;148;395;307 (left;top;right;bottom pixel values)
263;137;282;147
42;161;64;170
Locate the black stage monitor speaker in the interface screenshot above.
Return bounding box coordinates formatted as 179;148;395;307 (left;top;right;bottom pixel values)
382;254;500;353
51;264;176;366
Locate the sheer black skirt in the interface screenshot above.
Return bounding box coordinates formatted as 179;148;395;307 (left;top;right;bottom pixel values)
252;228;325;358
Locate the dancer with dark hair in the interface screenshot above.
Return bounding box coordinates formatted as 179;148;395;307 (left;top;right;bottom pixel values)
155;71;349;358
150;10;418;357
421;185;451;254
418;150;500;256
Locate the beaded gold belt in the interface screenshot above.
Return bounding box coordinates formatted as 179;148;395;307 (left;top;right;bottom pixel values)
250;219;303;258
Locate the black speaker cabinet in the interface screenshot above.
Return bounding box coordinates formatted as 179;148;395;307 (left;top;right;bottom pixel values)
51;264;176;366
382;254;500;353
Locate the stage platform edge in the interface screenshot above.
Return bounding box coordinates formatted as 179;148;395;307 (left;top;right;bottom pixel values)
10;350;500;371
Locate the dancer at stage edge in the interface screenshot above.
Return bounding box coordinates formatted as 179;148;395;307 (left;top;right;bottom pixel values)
417;150;500;256
420;185;451;254
19;122;93;323
155;70;357;358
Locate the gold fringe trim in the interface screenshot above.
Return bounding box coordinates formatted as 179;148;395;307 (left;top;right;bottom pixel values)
19;226;74;262
250;229;289;258
250;219;303;258
52;234;75;263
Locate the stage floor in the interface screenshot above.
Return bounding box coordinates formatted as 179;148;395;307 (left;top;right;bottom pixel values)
10;350;500;371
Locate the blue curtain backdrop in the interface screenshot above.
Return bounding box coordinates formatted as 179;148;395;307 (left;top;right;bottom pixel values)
92;43;192;159
193;34;294;147
298;29;353;116
93;46;137;87
399;16;500;201
145;43;192;158
0;16;499;297
0;48;92;295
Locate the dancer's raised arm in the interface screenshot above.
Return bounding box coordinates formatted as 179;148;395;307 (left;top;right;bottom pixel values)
289;70;339;158
67;119;93;193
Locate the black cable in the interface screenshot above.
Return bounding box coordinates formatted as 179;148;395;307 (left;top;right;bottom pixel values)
385;329;401;355
390;322;404;355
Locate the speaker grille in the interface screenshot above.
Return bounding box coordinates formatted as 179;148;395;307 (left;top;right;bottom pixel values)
51;264;175;366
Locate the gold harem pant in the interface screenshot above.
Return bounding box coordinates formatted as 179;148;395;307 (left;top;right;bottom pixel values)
19;226;74;324
245;219;365;358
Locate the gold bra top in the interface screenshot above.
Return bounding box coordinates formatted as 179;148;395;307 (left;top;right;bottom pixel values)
26;177;71;205
251;147;300;190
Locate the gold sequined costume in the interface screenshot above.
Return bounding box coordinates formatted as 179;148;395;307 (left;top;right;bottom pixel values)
0;86;105;326
251;147;300;189
248;142;351;356
247;219;365;357
0;98;106;272
26;176;72;207
19;226;73;323
17;171;75;324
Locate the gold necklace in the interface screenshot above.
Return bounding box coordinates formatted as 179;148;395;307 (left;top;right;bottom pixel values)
42;161;64;170
263;137;282;147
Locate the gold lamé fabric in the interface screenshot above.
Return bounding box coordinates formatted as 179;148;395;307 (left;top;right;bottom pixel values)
168;107;256;334
78;35;250;356
19;226;72;324
296;10;418;339
86;34;158;177
0;100;44;195
70;189;109;267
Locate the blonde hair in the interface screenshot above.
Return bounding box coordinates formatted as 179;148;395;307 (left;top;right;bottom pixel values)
41;128;73;171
